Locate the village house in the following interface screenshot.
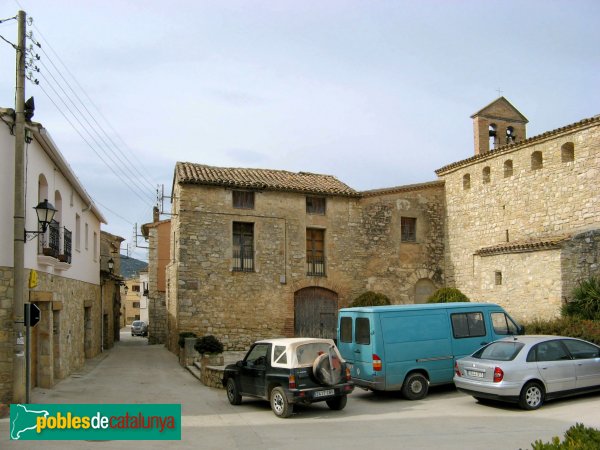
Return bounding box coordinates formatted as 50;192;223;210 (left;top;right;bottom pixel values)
99;231;125;350
1;107;107;407
145;97;599;354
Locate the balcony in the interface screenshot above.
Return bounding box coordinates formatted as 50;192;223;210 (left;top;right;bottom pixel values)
307;256;326;277
37;221;72;271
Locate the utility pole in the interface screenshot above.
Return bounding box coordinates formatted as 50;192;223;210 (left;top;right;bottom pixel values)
13;9;27;404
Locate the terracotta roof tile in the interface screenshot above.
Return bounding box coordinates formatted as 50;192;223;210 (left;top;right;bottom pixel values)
475;235;571;257
436;115;600;176
361;180;444;197
175;162;359;197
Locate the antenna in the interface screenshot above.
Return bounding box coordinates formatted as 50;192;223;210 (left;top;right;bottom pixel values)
158;184;176;216
132;222;149;249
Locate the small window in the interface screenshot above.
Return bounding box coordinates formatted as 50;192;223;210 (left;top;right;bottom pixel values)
463;174;471;190
531;151;543;170
132;285;140;292
495;271;502;285
401;217;417;242
503;160;513;178
133;302;140;308
451;312;486;338
232;191;255;209
233;222;254;272
340;317;353;343
561;142;574;163
75;214;81;251
273;345;288;364
355;318;370;345
306;196;326;214
482;167;491;184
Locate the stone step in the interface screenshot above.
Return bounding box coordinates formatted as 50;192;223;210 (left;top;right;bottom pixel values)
187;364;202;381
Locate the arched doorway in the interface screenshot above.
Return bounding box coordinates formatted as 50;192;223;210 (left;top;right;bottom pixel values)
294;287;338;339
414;278;436;304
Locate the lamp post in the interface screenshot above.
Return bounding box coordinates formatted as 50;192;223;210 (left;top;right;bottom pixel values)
107;258;114;273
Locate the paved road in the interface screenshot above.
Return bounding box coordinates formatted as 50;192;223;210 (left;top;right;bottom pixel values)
3;329;600;449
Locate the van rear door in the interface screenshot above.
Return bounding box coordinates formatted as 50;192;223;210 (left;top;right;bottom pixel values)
337;313;377;386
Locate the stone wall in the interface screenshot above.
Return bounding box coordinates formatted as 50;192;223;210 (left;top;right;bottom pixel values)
562;230;600;302
169;180;445;351
147;225;167;345
439;121;600;318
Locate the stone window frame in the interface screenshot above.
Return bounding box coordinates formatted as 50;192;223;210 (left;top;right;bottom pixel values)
463;173;471;190
306;196;326;215
232;190;255;210
561;142;575;163
401;216;417;243
531;151;543;171
482;166;491;184
306;228;325;276
232;221;255;272
503;160;514;178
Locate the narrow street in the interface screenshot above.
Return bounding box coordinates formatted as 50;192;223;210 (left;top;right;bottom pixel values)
2;328;600;449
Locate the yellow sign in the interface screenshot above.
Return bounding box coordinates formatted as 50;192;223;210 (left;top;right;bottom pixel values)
28;270;38;289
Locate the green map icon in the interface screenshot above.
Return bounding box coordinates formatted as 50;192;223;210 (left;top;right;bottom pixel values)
10;404;49;440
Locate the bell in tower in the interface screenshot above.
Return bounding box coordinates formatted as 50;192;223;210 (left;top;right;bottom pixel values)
471;97;528;155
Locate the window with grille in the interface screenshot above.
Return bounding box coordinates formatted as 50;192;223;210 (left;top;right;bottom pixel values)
401;217;417;242
233;222;254;272
306;228;325;276
233;191;255;209
306;196;326;214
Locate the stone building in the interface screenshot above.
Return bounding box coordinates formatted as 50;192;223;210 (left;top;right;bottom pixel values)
151;97;599;353
1;107;106;407
141;208;170;344
99;231;125;350
436;98;600;321
165;164;444;352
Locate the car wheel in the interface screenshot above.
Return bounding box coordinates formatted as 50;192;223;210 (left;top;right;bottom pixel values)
401;373;429;400
270;387;292;418
226;378;242;405
519;381;544;410
326;395;347;411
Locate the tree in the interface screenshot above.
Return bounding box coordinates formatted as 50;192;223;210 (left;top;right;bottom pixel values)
350;291;391;307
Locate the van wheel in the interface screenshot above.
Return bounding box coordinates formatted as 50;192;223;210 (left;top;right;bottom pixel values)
401;373;429;400
326;395;347;411
270;387;293;418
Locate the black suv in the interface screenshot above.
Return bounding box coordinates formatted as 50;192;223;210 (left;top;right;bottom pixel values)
222;338;354;418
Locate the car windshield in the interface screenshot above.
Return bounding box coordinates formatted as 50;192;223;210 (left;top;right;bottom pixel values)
472;341;524;361
296;343;335;365
132;321;143;326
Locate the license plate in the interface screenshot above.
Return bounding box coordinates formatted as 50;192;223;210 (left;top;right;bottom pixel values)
314;389;335;398
467;370;484;378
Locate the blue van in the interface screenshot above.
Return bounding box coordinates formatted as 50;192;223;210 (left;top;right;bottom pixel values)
337;302;522;399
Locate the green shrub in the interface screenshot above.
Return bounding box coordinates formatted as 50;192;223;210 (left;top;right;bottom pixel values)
194;335;224;355
530;423;600;449
562;276;600;320
178;331;197;348
523;317;600;345
427;287;469;303
350;291;391;307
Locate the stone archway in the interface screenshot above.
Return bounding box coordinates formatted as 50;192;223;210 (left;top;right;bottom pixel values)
414;278;436;304
294;287;338;339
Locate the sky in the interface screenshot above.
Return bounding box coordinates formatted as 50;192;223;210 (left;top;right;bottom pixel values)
1;0;599;261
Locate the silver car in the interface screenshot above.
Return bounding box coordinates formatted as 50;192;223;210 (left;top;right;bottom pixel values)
454;335;600;410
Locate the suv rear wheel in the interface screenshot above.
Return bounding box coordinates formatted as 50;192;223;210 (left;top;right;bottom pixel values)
270;387;293;418
326;395;347;410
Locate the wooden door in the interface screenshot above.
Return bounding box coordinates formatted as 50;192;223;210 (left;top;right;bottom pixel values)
294;287;338;339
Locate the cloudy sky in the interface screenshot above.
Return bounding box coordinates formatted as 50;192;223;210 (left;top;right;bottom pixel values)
1;0;599;261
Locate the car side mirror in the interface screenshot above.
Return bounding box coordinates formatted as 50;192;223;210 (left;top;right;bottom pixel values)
237;360;245;368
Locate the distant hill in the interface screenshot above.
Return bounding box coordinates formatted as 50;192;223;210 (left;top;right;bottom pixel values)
120;254;148;279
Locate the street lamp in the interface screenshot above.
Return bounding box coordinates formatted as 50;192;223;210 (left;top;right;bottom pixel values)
107;258;114;273
25;199;57;241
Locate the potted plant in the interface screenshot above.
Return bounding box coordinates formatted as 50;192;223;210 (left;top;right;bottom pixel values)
194;335;224;366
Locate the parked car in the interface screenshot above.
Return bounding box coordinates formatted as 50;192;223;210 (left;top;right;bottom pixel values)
131;320;148;337
337;302;522;399
222;338;354;418
454;335;600;410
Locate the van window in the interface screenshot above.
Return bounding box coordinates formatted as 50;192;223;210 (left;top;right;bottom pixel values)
491;312;519;335
451;312;485;338
340;317;353;343
355;318;370;345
